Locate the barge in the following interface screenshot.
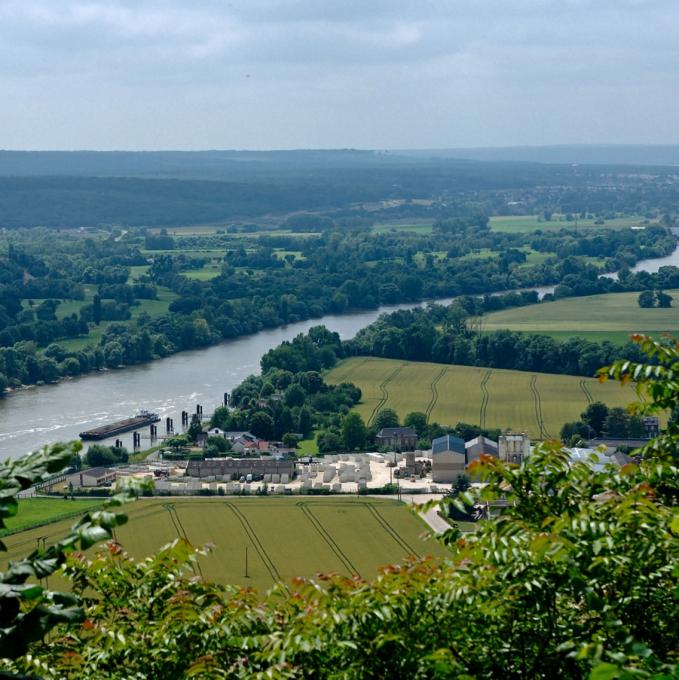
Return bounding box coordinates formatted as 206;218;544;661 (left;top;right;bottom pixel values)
79;410;160;441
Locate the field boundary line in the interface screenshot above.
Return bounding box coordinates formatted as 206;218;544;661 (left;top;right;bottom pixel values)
425;367;447;423
479;371;491;428
579;379;593;404
296;501;360;577
224;502;281;583
368;364;405;425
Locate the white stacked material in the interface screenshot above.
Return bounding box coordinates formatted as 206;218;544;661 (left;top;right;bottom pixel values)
323;468;335;482
332;483;341;492
280;474;289;484
263;474;272;483
339;470;355;483
314;482;324;489
302;479;312;489
242;484;251;493
209;482;219;491
340;454;349;461
270;474;280;484
225;482;235;493
275;485;286;494
309;469;317;479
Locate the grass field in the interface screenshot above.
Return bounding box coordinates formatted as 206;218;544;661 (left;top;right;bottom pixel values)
489;214;654;233
480;290;679;340
326;357;637;439
1;498;445;591
0;498;103;535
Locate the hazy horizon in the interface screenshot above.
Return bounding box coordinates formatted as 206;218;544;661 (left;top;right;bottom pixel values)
2;1;678;150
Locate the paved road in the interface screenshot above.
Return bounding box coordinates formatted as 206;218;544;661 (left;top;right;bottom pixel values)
368;493;449;534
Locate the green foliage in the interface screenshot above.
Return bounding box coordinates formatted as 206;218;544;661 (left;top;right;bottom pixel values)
372;407;399;430
341;412;367;451
0;442;142;666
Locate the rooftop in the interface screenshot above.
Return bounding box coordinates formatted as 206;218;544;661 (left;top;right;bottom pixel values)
432;435;466;455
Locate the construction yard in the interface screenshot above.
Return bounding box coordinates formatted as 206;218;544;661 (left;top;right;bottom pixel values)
1;497;446;591
326;357;636;439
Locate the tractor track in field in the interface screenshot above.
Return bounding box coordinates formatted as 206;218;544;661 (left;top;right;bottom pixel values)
224;502;281;584
330;358;368;384
364;504;419;557
368;364;404;425
297;501;360;578
579;380;593;404
529;376;551;440
163;503;203;578
479;371;492;428
425;367;447;423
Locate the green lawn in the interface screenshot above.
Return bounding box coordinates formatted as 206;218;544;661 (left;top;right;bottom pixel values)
480;290;679;335
1;497;102;535
1;498;446;591
490;214;655;233
182;267;222;281
326;357;636;440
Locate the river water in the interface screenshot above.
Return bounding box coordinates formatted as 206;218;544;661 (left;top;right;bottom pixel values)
1;241;676;462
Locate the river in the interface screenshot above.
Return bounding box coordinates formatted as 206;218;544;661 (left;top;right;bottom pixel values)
1;239;676;461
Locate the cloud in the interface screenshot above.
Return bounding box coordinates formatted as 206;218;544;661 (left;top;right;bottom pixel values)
0;0;678;148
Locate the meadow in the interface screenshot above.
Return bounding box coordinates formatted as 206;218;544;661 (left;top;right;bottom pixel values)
0;497;102;535
1;497;445;591
489;214;654;233
479;289;679;341
326;357;636;439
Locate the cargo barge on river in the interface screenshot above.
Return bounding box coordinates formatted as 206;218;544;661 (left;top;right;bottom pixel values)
79;410;160;441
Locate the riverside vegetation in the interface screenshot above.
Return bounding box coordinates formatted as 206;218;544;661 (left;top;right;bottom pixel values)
0;334;677;678
0;172;677;393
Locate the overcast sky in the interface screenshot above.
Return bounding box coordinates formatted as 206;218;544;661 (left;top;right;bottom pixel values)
1;0;678;150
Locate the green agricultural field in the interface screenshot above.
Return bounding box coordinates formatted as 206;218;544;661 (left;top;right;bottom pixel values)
0;498;102;535
1;498;446;591
372;220;434;234
326;357;637;439
480;289;679;340
489;214;655;233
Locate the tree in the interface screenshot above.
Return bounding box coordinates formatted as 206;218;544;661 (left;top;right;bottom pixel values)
165;435;189;453
92;294;102;325
249;411;274;439
404;411;428;435
297;405;313;437
603;406;631;437
656;290;673;308
373;408;399;430
187;414;203;443
341;412;367;450
284;383;306;408
580;401;609;436
316;429;343;453
638;290;655;308
282;433;299;448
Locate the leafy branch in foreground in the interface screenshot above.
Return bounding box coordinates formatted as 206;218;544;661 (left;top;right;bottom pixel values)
0;442;145;668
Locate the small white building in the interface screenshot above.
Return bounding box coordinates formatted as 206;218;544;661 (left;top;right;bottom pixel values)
79;467;116;488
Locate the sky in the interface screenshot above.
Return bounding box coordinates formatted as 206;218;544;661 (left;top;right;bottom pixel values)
1;0;678;150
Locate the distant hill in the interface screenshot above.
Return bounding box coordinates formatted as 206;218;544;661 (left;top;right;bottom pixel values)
397;145;679;166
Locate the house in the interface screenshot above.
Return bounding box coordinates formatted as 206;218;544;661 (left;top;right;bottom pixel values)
498;434;530;465
78;467;116;488
207;427;227;437
375;427;418;451
465;436;499;464
431;435;466;483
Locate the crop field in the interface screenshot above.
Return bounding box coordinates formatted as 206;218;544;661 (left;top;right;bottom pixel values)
480;290;679;340
1;498;445;591
489;214;654;233
326;357;637;439
0;498;102;535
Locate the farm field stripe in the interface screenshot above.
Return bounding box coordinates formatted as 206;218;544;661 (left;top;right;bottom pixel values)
363;503;419;557
368;364;405;425
425;367;447;423
224;502;281;583
479;371;491;428
296;501;360;577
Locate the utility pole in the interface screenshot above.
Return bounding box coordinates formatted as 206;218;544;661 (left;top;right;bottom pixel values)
244;546;249;578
